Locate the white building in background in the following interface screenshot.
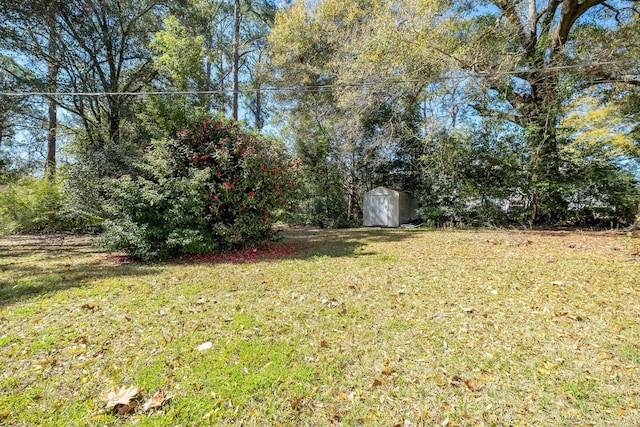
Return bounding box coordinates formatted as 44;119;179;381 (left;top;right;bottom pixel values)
363;186;418;227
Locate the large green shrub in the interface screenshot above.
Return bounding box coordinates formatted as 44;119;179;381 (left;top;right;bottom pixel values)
99;117;300;260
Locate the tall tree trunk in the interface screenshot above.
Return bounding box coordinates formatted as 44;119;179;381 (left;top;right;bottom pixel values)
203;60;213;110
255;85;262;129
231;0;241;121
527;72;565;224
0;120;6;149
108;95;120;146
510;63;565;223
526;120;563;223
348;150;356;221
46;3;58;180
47;95;57;179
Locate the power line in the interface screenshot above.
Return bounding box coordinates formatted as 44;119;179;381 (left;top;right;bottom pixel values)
0;60;636;97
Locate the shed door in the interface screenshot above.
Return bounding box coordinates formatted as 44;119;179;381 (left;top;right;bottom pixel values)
373;195;389;226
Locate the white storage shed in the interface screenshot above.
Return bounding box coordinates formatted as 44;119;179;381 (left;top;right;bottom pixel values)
363;187;418;227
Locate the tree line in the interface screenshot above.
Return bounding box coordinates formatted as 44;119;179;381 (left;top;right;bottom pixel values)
0;0;638;232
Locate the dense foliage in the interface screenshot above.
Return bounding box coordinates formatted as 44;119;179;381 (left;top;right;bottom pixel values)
0;0;638;232
0;177;100;234
268;0;640;228
99;117;299;260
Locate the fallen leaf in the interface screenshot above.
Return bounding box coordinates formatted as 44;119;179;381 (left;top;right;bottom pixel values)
320;340;329;348
142;389;173;412
555;312;583;321
81;304;101;311
196;341;213;351
448;375;464;387
0;411;10;420
338;392;354;403
434;374;447;386
290;397;302;410
322;298;341;308
464;378;478;392
370;378;382;388
35;357;57;366
117;401;137;416
248;408;256;416
103;385;141;409
381;368;395;376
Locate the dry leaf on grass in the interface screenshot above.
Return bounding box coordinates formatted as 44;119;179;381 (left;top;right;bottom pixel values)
290;397;303;410
117;401;137;416
338;392;354;403
102;385;141;409
555;312;584;321
464;378;479;392
447;375;464;387
446;375;481;392
370;378;382;388
142;389;173;412
321;298;341;308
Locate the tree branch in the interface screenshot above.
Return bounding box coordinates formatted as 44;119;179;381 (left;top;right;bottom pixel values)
553;0;606;50
493;0;528;43
470;102;521;126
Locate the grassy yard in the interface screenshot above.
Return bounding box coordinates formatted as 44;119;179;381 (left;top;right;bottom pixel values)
1;228;639;426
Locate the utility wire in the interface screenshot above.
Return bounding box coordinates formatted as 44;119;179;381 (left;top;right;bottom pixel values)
0;60;636;97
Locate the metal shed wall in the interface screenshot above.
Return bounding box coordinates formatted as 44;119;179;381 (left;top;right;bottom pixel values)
363;187;416;227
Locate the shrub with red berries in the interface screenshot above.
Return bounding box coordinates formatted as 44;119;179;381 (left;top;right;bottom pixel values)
100;117;300;260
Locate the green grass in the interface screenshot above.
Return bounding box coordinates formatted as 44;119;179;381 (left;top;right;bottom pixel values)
1;229;639;425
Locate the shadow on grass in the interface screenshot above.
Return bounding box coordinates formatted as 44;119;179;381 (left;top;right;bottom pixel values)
280;227;431;258
0;234;157;307
0;228;426;305
159;227;428;266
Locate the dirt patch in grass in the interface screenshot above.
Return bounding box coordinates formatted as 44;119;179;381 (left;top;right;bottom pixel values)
1;228;639;426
